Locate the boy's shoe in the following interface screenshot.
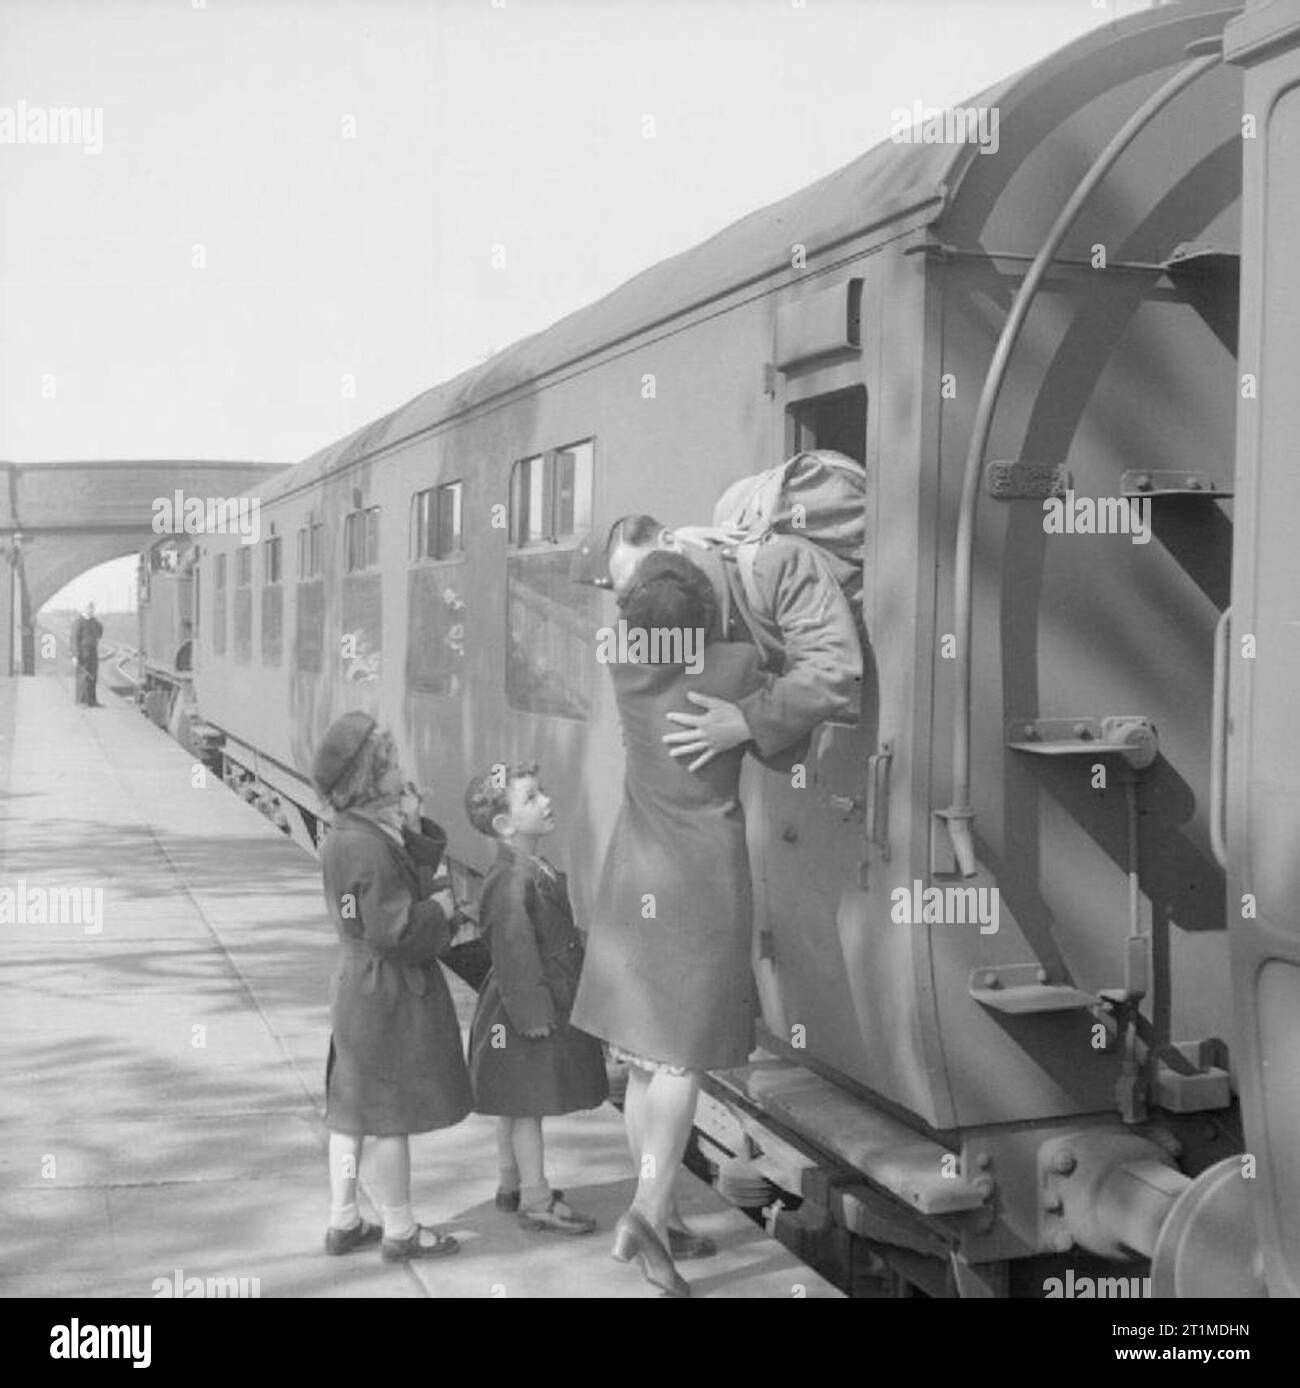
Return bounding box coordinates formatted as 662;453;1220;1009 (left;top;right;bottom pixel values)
518;1192;596;1236
380;1225;461;1261
324;1218;383;1256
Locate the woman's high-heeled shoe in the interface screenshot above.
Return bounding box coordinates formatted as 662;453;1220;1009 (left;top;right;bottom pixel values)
611;1210;691;1297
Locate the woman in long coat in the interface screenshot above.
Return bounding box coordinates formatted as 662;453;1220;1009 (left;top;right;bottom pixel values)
569;552;767;1296
313;711;472;1262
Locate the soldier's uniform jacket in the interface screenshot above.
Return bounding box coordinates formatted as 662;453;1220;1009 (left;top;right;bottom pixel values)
684;537;862;761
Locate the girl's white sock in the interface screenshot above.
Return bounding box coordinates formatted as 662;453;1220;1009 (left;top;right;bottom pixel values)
329;1200;361;1231
381;1203;417;1240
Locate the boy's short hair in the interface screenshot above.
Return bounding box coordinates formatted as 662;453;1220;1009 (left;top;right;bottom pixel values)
610;513;663;551
464;760;540;837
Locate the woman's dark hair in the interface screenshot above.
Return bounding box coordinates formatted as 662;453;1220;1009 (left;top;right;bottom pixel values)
618;550;717;635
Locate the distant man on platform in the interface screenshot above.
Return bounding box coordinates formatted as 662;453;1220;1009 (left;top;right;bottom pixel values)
72;602;104;707
571;515;861;769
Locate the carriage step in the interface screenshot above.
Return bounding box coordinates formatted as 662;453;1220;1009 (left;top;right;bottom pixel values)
968;962;1097;1014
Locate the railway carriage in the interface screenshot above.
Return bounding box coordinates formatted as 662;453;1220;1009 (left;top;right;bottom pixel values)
136;0;1300;1296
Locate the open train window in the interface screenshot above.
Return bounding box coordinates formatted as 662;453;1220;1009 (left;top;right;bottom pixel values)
297;516;324;580
505;437;599;719
264;532;282;585
262;528;283;666
411;481;463;562
786;385;867;464
508;440;593;548
345;506;381;573
212;552;227;656
295;513;325;673
234;543;253;663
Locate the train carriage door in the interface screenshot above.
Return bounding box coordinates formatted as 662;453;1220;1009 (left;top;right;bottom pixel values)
746;372;878;1065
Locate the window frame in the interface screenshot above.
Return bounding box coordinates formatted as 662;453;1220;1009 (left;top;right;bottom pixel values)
264;533;283;586
507;438;595;551
297;516;325;580
344;505;381;574
410;479;466;564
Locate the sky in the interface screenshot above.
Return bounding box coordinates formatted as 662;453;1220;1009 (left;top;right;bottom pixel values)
0;0;1160;611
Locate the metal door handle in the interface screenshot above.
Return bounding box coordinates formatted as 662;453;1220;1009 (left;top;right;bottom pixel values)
866;741;893;860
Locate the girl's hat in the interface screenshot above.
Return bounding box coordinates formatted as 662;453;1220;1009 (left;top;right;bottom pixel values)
312;711;377;798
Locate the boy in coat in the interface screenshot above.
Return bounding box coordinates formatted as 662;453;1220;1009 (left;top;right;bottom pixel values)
464;762;608;1235
314;711;472;1261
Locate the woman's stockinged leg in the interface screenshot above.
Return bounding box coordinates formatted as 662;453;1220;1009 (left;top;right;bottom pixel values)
623;1064;650;1167
328;1132;364;1229
625;1067;687;1232
630;1070;700;1242
369;1135;416;1239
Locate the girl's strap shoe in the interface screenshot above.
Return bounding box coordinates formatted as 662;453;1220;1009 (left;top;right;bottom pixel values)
324;1219;383;1256
496;1186;562;1212
380;1226;461;1261
517;1192;596;1235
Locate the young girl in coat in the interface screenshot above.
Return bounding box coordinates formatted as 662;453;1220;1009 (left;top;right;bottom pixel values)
314;711;473;1261
464;762;608;1234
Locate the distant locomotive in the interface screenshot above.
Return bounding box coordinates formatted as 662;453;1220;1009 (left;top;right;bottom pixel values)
137;1;1300;1297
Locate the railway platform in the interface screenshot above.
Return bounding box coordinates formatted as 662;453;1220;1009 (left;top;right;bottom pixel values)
0;673;839;1299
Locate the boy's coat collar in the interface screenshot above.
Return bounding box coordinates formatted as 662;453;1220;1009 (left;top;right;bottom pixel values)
495;839;561;882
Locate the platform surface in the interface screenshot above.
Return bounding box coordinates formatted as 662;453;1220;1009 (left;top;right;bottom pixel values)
0;674;839;1299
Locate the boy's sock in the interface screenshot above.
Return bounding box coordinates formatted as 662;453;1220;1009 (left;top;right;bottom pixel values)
498;1166;521;1193
519;1182;551;1212
329;1200;361;1231
381;1203;418;1241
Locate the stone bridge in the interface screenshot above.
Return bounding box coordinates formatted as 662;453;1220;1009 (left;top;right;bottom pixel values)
1;460;288;674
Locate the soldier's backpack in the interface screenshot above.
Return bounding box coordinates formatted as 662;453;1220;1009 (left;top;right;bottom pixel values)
679;449;867;655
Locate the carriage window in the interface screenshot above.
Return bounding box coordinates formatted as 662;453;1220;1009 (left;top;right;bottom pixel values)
297;517;324;579
262;534;283;666
345;506;381;573
505;552;601;720
508;440;593;548
234;545;253;663
411;481;464;561
504;438;598;719
212;552;228;656
786;385;867;464
407;566;466;698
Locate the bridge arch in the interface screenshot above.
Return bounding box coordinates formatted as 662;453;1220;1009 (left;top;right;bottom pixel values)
2;460;287;674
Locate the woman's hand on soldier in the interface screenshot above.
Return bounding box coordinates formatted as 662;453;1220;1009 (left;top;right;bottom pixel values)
663;692;751;771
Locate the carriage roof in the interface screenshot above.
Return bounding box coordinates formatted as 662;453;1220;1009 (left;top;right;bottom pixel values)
254;0;1236;505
